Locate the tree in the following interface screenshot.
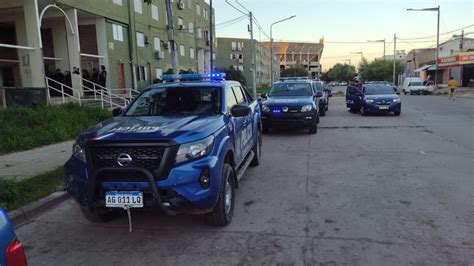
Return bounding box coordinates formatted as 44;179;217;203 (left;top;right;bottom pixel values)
326;63;356;82
358;59;404;82
280;64;308;77
220;66;247;86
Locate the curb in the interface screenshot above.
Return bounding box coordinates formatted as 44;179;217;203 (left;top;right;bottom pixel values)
8;191;70;226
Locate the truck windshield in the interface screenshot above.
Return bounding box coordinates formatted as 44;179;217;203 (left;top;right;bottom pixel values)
125;86;221;116
268;83;313;96
364;85;395;95
409;82;423;86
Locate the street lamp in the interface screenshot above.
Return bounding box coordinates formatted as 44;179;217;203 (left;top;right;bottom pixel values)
368;39;386;58
270;15;296;84
407;6;440;86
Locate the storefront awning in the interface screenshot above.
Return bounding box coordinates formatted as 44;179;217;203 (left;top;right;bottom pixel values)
414;65;431;72
427;64;438;71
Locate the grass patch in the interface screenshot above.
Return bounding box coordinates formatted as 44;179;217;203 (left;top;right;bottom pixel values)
0;168;64;212
0;103;111;154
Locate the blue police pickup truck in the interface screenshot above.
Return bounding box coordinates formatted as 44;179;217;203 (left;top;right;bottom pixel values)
260;78;321;134
64;73;262;226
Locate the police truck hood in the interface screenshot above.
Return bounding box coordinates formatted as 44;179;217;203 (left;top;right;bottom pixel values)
262;96;314;107
79;115;225;144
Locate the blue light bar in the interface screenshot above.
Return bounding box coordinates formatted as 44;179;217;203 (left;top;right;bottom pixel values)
162;73;227;82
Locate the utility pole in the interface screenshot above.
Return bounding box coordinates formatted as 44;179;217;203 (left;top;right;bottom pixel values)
209;0;213;72
383;39;386;58
165;0;179;75
249;12;257;99
393;33;396;84
435;5;440;86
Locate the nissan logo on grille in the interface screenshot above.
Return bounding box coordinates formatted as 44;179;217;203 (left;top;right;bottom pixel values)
117;153;133;167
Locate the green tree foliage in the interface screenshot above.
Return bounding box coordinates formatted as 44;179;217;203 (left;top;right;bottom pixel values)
221;66;247;86
358;59;404;82
280;64;309;77
326;63;357;82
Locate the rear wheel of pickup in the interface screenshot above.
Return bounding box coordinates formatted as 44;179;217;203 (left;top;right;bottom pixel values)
206;163;234;226
250;127;262;167
81;206;115;223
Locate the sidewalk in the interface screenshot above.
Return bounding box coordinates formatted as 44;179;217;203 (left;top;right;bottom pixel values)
434;86;474;99
0;140;73;181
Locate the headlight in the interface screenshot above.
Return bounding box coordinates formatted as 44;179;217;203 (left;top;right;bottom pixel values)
393;98;401;103
262;105;270;113
175;135;214;165
365;99;374;103
301;104;313;112
72;143;86;162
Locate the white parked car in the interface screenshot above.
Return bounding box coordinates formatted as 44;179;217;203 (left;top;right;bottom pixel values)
402;77;434;95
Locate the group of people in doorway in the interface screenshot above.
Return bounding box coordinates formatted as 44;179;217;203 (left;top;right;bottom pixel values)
82;65;107;89
46;65;107;97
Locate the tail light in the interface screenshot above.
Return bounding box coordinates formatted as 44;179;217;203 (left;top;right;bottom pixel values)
6;237;28;266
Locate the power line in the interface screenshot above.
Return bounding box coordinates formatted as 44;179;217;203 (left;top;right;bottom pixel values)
225;0;247;15
398;24;473;40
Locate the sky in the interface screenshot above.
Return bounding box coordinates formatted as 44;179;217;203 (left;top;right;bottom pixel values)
211;0;474;71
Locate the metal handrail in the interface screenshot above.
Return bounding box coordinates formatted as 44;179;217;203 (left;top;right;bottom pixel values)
45;77;81;105
81;78;130;108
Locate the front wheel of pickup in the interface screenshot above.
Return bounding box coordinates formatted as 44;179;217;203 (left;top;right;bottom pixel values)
206;163;235;226
81;206;115;223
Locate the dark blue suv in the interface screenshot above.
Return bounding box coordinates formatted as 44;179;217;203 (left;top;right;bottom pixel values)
64;74;262;226
260;79;320;134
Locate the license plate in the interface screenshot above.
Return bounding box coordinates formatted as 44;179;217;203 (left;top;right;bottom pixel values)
379;106;389;110
105;191;143;208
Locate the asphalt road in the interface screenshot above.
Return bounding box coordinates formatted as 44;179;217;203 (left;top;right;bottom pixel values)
16;95;474;265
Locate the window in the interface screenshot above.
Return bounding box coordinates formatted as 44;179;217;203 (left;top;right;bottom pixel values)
136;66;147;81
154;37;161;51
113;0;122;6
231;42;236;50
232;86;246;104
197;28;202;38
226;88;238;112
238;65;244;71
155;68;163;80
151;4;159;21
190;48;195;59
188;0;192;9
196;4;201;16
112;24;123;41
180;44;185;56
136;32;145;47
178;17;184;28
134;0;142;14
188;22;194;33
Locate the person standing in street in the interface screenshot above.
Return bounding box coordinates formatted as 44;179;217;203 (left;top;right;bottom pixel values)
448;77;457;100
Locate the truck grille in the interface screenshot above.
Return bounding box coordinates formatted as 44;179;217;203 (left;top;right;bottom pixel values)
90;146;166;171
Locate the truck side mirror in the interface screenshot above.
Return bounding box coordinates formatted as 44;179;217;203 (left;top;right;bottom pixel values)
230;104;251;117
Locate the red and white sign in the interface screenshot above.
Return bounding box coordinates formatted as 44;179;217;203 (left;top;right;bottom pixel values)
438;52;474;66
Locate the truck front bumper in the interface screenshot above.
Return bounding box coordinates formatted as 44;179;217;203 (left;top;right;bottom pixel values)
64;155;222;215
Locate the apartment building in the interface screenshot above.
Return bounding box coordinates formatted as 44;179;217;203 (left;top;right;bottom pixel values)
0;0;215;93
215;37;279;87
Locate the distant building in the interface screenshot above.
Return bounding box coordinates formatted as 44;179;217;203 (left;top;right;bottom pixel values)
261;40;324;80
215;37;279;87
377;50;407;61
404;48;436;80
436;37;474;86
